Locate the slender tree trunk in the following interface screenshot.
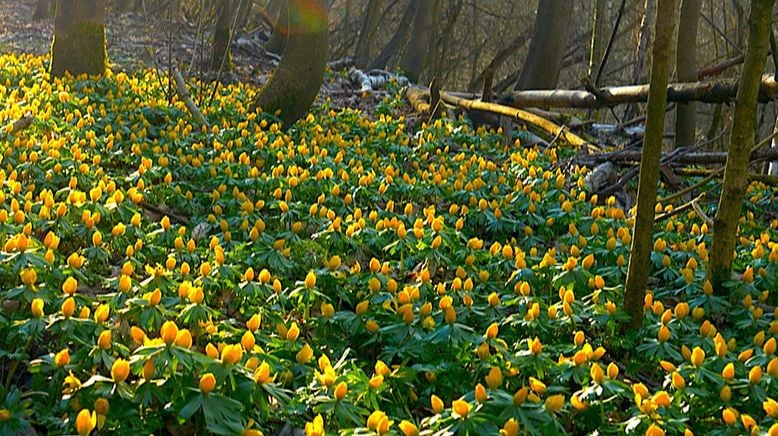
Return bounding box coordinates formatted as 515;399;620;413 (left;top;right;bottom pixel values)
354;0;383;68
624;0;654;119
674;0;702;148
623;0;676;331
588;0;609;78
770;112;778;176
255;0;328;127
265;0;289;55
368;1;418;71
708;0;775;292
50;0;107;77
400;0;434;83
211;0;234;71
515;0;572;90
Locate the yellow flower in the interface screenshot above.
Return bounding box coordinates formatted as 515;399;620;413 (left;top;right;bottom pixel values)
320;303;334;317
118;274;131;292
111;358;130;382
513;387;528;405
20;268;37;287
431;394;444;413
375;360;391;376
485;366;502;389
334;381;348;400
199;373;216;394
722;407;738;426
671;372;686;390
142;359;155;380
241;331;256;350
296;343;314;364
254;361;275;384
645;424;665;436
764;398;778;418
369;374;384;389
75;409;96;436
690;347;705;367
749;365;763;384
529;377;547;394
304;414;325;436
160;320;179;345
54;348;70;367
304;270;316;289
544;394;565;413
474;383;488;402
62;277;78;295
485;322;499;339
61;297;76;318
94;304;110;323
722;362;735;380
366;410;392;434
221;344;243;365
246;314;261;332
286;322;300;341
452;399;471;419
97;330;112;349
657;325;671;342
175;329;193;349
398;420;419;436
31;298;44;318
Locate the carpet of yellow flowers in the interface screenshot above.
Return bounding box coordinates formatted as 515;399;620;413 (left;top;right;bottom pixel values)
0;52;777;435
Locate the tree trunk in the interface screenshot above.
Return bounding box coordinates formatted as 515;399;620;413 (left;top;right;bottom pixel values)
770;112;778;176
588;0;609;78
368;1;418;71
353;0;383;68
708;0;775;292
625;0;654;119
33;0;52;20
265;0;289;55
50;0;107;77
674;0;702;148
400;0;434;83
515;0;571;90
211;0;234;71
623;0;676;331
255;0;328;127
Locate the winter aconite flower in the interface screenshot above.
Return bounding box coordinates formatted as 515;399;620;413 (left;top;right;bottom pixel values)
111;358;130;382
75;409;96;436
199;373;216;394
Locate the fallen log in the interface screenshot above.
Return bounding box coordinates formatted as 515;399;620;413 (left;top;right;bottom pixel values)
505;74;778;108
674;168;778;185
579;147;778;166
3;113;33;135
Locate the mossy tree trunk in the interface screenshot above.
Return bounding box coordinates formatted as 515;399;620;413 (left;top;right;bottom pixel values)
265;0;289;55
255;0;328;127
50;0;107;77
708;0;775;292
211;0;234;71
674;0;702;148
623;0;676;331
400;0;434;83
515;0;571;90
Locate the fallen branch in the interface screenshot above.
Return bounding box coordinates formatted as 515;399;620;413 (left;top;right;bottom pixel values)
579;147;778;166
655;193;706;222
172;68;210;128
504;74;778;108
404;86;596;150
3;113;33;135
674;168;778;185
140;200;189;225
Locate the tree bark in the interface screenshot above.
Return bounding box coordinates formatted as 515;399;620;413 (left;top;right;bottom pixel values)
623;0;676;331
211;0;234;71
708;0;775;293
674;0;702;148
50;0;107;77
254;0;328;127
400;0;434;83
353;0;383;68
515;0;571;90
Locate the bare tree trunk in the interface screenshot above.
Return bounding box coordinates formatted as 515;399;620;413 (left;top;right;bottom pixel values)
400;0;434;83
588;0;609;77
515;0;572;90
623;0;676;331
354;0;383;68
368;1;418;70
50;0;107;77
625;0;654;119
771;112;778;176
674;0;702;148
255;0;328;127
211;0;234;71
708;0;775;292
